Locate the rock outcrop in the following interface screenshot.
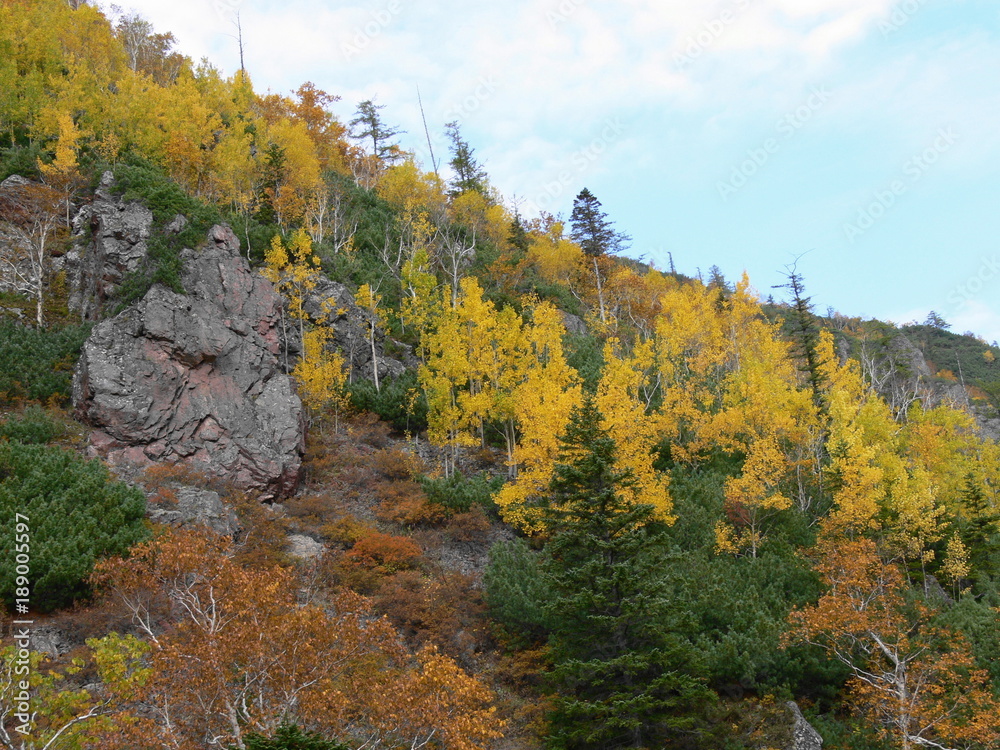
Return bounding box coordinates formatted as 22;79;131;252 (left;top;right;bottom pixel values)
301;276;410;381
73;224;305;500
147;485;241;537
62;170;154;319
785;702;823;750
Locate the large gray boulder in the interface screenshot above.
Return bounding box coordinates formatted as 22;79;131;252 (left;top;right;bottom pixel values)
73;224;305;500
147;484;240;537
785;702;823;750
63;170;154;319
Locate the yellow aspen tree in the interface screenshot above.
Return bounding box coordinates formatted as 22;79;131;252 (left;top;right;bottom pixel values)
525;221;583;288
594;338;674;522
261;117;323;229
376;159;448;216
292;326;349;433
419;299;473;477
902;404;983;513
400;243;442;359
648;280;728;460
453;276;507;448
418;277;506;474
816;331;949;563
263;230;323;367
818;331;895;535
37;109;85;226
941;531;971;595
156;72;221;195
356;282;389;394
494;301;582;533
714;434;791;557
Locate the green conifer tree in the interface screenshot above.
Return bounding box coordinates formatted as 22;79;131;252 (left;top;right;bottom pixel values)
541;396;712;749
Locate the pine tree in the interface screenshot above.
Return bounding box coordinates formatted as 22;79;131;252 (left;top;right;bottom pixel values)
349;98;403;162
569;189;629;324
541;397;711;749
445;121;488;196
569;188;629;258
775;266;826;410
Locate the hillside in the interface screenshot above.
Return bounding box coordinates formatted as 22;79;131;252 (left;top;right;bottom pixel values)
2;3;1000;750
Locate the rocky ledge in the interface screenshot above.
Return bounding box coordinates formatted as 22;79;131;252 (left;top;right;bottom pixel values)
72;225;305;500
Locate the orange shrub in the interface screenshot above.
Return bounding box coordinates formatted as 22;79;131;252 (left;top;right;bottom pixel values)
345;531;423;573
373;447;421;480
320;515;375;547
445;506;492;543
374;480;446;527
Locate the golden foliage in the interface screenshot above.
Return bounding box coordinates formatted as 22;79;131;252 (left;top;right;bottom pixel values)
90;528;502;750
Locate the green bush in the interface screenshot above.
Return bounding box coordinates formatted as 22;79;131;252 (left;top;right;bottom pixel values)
420;470;502;515
108;158;222;307
0;321;91;405
234;724;349;750
0;442;149;612
348;371;427;433
0;405;66;444
0;143;44;182
483;538;553;644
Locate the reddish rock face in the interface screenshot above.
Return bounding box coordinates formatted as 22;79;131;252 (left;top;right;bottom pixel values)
72;224;305;500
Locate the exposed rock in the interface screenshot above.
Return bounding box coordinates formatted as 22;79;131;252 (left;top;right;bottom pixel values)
72;224;305;500
923;573;955;607
165;213;188;234
0;174;31;191
287;533;325;560
562;312;588;336
30;625;71;657
147;484;240;537
62;170;154;319
0;176;39;299
300;276;409;381
785;702;823;750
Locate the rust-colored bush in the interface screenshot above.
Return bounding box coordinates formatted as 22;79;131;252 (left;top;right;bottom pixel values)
229;492;289;569
375;570;488;666
374;480;446;527
372;447;420;480
348;412;392;448
142;462;224;491
345;531;423;573
320;515;375;547
445;506;492;543
284;492;342;524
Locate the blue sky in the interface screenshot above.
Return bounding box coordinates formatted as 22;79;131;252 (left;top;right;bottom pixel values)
116;0;1000;341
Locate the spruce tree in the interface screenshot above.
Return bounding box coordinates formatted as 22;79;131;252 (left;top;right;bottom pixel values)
541;397;711;749
445;121;488;196
569;189;628;324
775;266;825;410
569;188;629;257
349;99;403;162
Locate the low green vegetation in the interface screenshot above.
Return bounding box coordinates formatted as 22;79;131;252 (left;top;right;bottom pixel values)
0;320;91;405
0;442;148;612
